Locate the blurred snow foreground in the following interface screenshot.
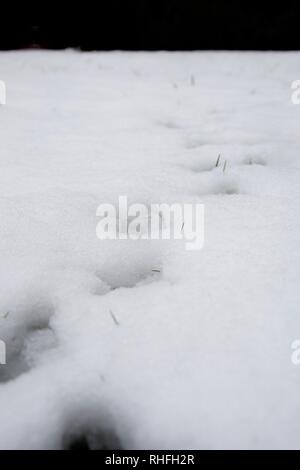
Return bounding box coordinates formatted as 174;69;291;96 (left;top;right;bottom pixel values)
0;50;299;450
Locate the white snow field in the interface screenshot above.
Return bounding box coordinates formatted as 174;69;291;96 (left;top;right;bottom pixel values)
0;50;299;450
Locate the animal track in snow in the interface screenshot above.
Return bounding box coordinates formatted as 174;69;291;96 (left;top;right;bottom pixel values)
62;406;123;450
184;158;240;196
184;138;206;150
94;219;163;290
0;299;57;383
210;177;239;195
156;118;184;130
242;156;267;166
95;265;162;291
186;157;222;174
63;427;122;450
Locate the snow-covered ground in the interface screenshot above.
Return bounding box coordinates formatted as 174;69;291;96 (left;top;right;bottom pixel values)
0;50;299;450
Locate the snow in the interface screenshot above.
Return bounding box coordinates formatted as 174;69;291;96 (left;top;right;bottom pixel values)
0;50;299;450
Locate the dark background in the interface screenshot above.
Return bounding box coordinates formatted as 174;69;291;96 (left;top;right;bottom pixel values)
1;1;300;51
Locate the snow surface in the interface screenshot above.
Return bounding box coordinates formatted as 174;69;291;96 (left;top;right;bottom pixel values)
0;50;299;450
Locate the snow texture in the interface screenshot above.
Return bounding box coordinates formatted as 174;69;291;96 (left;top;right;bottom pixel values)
0;50;299;449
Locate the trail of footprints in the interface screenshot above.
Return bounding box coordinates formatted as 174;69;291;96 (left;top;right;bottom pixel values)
156;116;268;196
0;119;268;448
0;263;161;449
0;266;161;384
183;139;268;196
